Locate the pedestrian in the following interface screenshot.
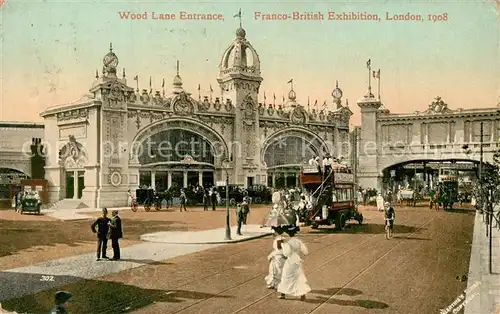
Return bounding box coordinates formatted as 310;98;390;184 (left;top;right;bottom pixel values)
179;189;187;212
211;187;218;211
277;226;311;300
241;191;251;224
50;291;72;313
91;208;111;261
376;193;384;211
265;226;286;289
235;203;244;235
108;210;122;260
203;189;209;211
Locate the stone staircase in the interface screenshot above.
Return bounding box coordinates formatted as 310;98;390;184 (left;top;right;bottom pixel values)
48;199;88;211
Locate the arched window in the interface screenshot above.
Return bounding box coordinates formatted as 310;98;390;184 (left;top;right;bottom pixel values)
138;129;215;165
264;136;317;168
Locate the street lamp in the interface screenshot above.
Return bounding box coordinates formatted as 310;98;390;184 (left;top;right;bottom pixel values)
221;158;231;240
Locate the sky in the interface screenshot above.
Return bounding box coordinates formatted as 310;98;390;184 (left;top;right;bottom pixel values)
0;0;499;126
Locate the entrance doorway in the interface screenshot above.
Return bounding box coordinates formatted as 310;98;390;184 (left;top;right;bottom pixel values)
66;172;74;199
65;170;85;199
247;177;254;187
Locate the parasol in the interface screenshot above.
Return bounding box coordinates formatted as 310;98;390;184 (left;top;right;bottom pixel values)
261;203;298;227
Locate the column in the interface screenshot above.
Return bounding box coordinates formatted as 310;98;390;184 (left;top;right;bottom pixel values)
198;171;203;186
272;172;276;188
284;172;288;187
151;171;156;190
490;119;495;143
167;171;172;189
295;172;299;187
73;171;78;200
183;171;188;188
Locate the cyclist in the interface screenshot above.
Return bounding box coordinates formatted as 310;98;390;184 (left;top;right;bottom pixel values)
384;201;395;231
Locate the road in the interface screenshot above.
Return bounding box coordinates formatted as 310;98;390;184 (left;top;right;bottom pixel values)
2;206;475;314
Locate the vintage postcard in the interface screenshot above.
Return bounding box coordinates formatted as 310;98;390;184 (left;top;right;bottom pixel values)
0;0;499;313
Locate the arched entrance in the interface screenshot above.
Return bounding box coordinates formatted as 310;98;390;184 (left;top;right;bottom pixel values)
59;136;88;199
262;128;328;189
132;119;228;191
382;158;479;196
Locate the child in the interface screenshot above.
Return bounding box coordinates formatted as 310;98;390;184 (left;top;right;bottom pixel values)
265;226;286;289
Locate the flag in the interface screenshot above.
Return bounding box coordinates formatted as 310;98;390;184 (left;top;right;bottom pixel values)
376;69;380;79
373;71;376;78
282;95;285;102
233;9;241;18
273;93;276;100
323;100;327;107
287;78;293;84
198;84;201;91
314;100;318;107
210;84;213;92
264;92;266;100
133;75;138;81
162;78;165;87
366;59;371;68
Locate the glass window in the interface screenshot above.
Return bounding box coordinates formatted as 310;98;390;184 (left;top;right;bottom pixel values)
264;136;317;167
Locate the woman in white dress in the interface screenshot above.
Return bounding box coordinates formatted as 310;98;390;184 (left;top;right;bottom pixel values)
277;226;311;300
265;227;287;289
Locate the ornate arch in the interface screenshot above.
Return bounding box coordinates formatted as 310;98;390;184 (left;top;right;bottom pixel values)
58;135;88;169
261;127;330;168
131;117;229;165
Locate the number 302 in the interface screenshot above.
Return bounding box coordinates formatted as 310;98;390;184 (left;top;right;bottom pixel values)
40;275;54;282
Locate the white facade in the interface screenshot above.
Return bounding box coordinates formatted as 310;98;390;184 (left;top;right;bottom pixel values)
39;27;353;208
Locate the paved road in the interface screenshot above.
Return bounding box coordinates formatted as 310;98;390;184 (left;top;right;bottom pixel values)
2;207;475;314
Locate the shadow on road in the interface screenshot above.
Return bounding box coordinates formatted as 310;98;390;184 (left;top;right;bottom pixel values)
305;287;389;309
116;259;173;265
1;271;231;313
444;208;476;215
308;223;423;235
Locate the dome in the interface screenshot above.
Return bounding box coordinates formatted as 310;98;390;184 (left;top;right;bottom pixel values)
218;28;261;78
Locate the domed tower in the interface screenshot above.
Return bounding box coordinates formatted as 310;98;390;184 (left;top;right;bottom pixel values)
217;24;264;186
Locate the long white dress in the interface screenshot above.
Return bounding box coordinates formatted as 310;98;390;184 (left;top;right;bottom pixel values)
264;235;286;288
376;195;384;211
277;237;311;296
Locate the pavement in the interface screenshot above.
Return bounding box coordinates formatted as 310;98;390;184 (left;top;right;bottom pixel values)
464;211;500;314
0;225;272;302
41;206;131;220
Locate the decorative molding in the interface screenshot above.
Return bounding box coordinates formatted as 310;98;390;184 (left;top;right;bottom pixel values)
57;108;89;122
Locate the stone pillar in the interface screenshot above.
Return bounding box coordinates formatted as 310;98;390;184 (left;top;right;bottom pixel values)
295;172;299;187
183;171;188;188
167;171;172;188
272;173;276;188
72;171;78;200
151;171;156;190
198;171;203;186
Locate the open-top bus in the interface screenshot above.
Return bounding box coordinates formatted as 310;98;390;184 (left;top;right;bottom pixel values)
300;164;363;230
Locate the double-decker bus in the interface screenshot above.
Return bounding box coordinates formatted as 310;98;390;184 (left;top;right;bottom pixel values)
300;164;363;230
437;167;459;210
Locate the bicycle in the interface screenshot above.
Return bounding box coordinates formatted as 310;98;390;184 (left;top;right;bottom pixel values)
385;218;394;239
130;198;138;212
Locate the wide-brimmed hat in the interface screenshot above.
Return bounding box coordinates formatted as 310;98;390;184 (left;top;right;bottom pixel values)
55;291;72;304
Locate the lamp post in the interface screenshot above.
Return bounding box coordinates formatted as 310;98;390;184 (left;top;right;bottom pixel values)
221;158;231;240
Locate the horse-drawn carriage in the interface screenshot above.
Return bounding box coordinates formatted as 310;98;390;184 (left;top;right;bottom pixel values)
398;189;423;207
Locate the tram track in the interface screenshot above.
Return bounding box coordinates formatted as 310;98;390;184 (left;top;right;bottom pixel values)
230;215;432;314
96;213;424;314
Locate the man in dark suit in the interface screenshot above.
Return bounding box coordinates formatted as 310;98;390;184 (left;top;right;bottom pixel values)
91;208;111;261
109;210;123;260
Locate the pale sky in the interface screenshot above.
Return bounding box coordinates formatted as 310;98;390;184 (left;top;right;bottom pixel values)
1;0;499;126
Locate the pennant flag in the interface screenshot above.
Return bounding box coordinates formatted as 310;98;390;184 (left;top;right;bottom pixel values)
273;93;276;100
314;100;318;107
198;84;201;91
133;75;138;81
366;59;371;68
376;69;380;79
282;95;285;102
162;78;165;87
264;92;266;100
210;84;213;92
233;9;241;18
287;78;293;84
373;70;376;78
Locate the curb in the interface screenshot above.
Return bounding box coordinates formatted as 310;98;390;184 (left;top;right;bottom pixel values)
139;232;273;245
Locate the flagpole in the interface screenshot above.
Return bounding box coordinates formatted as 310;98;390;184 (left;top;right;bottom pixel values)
162;78;165;96
367;59;372;97
210;84;213;102
377;69;381;101
198;84;201;100
135;75;139;92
